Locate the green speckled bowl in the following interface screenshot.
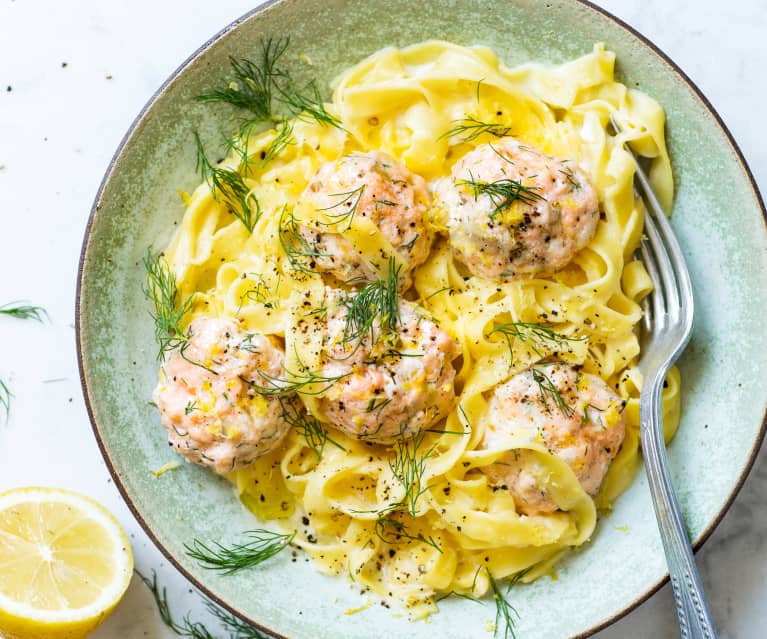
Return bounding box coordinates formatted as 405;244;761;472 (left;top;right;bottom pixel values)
76;1;767;637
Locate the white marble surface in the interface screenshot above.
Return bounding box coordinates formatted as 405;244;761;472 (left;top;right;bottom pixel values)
0;0;765;637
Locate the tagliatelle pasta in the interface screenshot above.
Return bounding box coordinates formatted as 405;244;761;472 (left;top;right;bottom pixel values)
156;41;680;617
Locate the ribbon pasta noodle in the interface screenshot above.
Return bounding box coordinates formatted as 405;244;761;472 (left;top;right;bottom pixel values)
156;41;680;617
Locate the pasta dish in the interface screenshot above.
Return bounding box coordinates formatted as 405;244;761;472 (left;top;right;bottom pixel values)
145;39;680;619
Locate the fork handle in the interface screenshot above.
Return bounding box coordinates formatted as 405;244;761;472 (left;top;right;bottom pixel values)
640;375;718;639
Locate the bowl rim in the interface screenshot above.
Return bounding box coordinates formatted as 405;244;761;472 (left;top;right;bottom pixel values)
75;1;767;637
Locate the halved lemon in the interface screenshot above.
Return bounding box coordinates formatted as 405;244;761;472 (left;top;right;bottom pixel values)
0;487;134;639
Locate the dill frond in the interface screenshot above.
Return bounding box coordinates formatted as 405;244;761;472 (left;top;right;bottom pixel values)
194;133;262;232
278;397;345;460
275;79;343;130
340;257;401;347
488;322;585;365
195;37;290;122
277;205;327;274
374;514;442;553
142;248;194;361
457;173;546;219
487;568;527;639
260;118;295;168
316;185;365;231
0;302;48;322
388;430;436;517
531;366;575;417
438;116;511;142
184;529;295;574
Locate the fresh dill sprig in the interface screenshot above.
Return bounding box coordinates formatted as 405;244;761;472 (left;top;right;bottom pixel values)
531;366;574;417
260;118;295;168
184;529;296;574
489;322;585;365
374;514;442;553
140;570;269;639
317;185;365;231
142;248;194;361
0;378;11;423
203;601;271;639
278;206;327;274
341;257;401;347
278;397;345;460
388;430;436;517
195;38;290;122
195;133;262;232
438;116;511;142
241;363;351;397
487;568;527;639
275;79;343;130
457;173;546;219
0;302;48;322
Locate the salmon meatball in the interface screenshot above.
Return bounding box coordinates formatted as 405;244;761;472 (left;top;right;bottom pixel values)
152;317;291;474
315;290;459;443
435;139;599;280
482;364;626;515
298;151;432;285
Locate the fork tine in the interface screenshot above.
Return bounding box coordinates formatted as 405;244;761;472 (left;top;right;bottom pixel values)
631;159;694;328
639;240;661;333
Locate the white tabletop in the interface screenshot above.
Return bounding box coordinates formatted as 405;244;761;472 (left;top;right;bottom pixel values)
1;1;765;637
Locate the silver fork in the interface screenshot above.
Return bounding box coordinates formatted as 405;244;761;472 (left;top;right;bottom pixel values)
611;116;718;639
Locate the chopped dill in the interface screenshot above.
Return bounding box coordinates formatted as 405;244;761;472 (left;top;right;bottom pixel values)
195;38;290;122
531;366;575;417
194;133;262;232
142;248;194;361
457;173;546;219
184;529;296;574
0;302;48;322
275;79;343;130
400;232;420;252
184;401;198;416
278;205;327;274
489;321;585;365
140;570;269;638
316;185;365;231
438;116;511;142
340;257;401;347
278;397;345;460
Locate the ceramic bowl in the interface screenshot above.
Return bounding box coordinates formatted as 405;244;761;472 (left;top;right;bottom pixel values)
76;1;767;637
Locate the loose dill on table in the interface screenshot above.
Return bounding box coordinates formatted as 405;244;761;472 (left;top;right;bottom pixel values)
184;529;296;574
0;302;48;322
316;184;365;231
195;37;290;122
278;396;345;460
531;366;575;417
277;205;328;274
487;568;528;639
340;257;402;348
438;116;512;142
457;173;546;219
142;248;194;361
0;378;11;423
489;321;585;365
140;570;270;639
194;133;262;233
